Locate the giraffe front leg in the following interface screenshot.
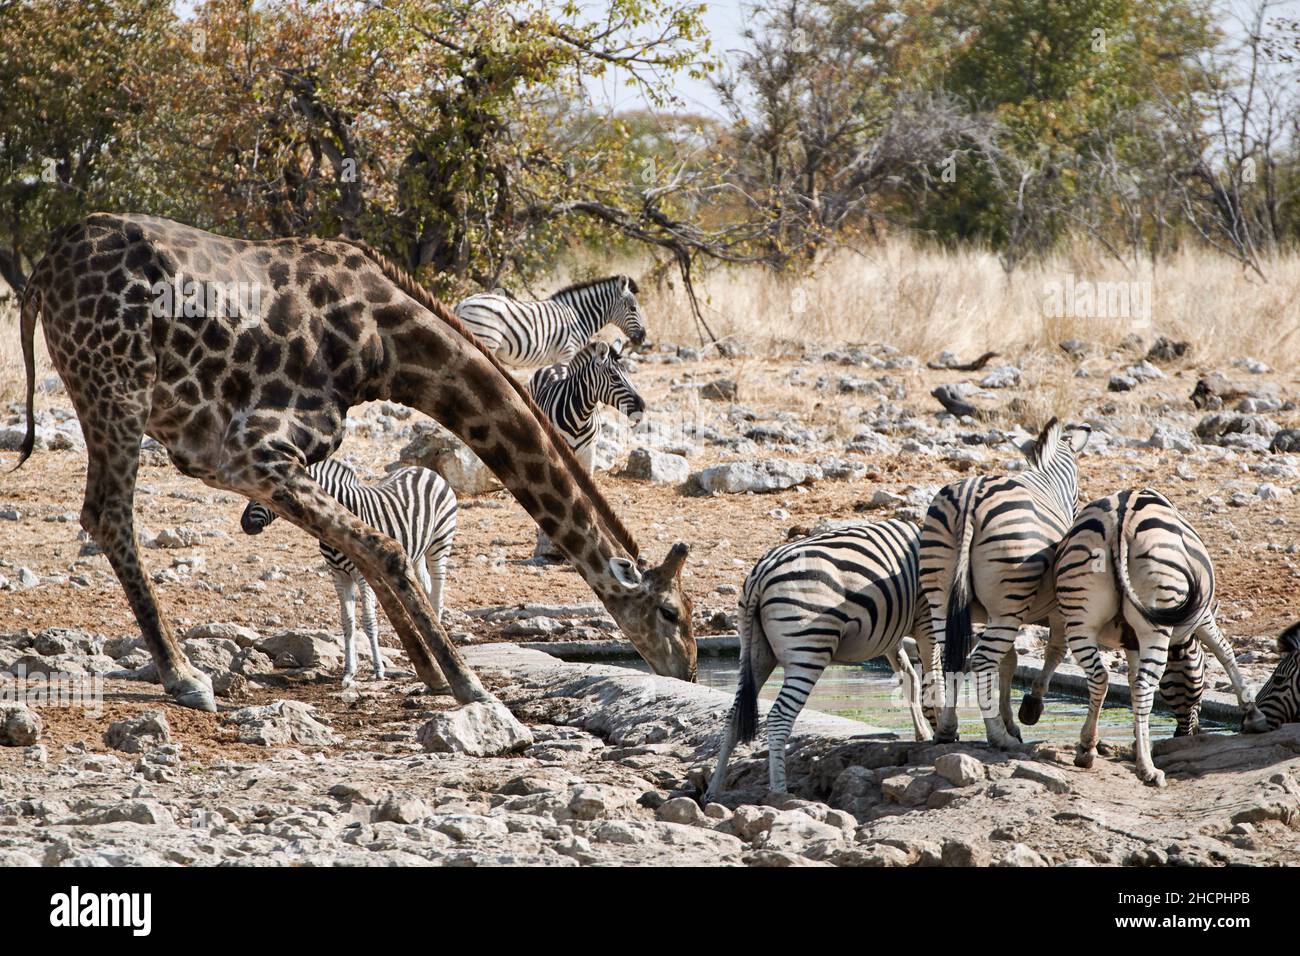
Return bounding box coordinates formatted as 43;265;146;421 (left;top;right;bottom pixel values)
245;463;489;704
331;572;360;687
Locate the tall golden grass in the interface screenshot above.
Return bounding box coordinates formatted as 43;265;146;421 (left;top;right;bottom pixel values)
3;239;1298;404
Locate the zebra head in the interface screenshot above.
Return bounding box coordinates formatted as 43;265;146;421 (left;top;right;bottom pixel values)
609;275;646;346
1019;417;1091;513
1255;621;1300;731
240;500;277;536
573;340;646;423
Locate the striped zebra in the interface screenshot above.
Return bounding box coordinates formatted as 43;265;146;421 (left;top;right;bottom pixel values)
705;519;934;801
454;275;646;367
920;418;1091;748
1053;488;1268;786
529;340;646;473
1256;622;1300;729
239;459;457;686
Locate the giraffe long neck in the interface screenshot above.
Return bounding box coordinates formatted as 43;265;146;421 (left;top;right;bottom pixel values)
366;272;639;613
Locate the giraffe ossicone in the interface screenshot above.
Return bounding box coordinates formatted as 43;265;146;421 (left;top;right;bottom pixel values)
14;213;696;712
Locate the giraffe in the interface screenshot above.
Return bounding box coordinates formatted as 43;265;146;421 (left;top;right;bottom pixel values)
14;213;697;712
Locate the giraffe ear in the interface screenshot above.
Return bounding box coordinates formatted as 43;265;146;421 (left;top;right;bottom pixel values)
609;557;643;589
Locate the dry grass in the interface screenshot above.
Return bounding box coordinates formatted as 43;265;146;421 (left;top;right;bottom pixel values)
634;239;1300;365
3;239;1298;405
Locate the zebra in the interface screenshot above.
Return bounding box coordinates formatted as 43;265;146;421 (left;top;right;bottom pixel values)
705;519;934;802
920;417;1090;749
454;275;647;368
1255;622;1300;729
529;339;646;474
1053;488;1268;786
239;459;458;686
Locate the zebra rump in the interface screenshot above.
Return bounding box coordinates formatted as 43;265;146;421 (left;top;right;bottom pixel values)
1111;491;1204;629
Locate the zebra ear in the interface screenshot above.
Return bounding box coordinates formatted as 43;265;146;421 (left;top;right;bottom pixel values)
1066;424;1091;454
621;275;639;295
609;556;643;589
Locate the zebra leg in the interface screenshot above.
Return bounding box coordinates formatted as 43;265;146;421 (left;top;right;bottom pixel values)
1161;637;1203;737
1127;640;1167;787
969;620;1023;749
928;610;961;743
998;644;1022;742
1020;614;1068;726
705;640;777;804
887;645;932;741
767;658;829;795
425;552;449;623
911;611;941;734
359;579;385;680
1067;627;1109;769
1196;617;1269;733
331;571;360;687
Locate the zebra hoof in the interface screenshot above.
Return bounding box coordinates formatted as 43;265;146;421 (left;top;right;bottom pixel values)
1074;748;1095;770
1018;693;1044;726
933;731;960;744
1138;767;1166;788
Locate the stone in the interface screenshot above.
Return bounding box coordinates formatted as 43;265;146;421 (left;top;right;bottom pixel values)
1108;374;1136;392
941;838;989;867
104;710;171;753
657;796;709;827
1270;429;1300;454
399;421;501;495
831;843;910;867
375;795;433;825
700;378;738;401
934;752;985;787
416;701;534;757
1010;760;1072;794
756;811;847;851
1147;424;1196;453
185;622;261;647
1195;412;1279;446
76;800;175;826
151;527;203;549
979;365;1021;389
624;447;690;485
0;703;41;746
1146;337;1190;363
995;843;1047;867
226;699;340;747
256;631;341;669
692;458;822;494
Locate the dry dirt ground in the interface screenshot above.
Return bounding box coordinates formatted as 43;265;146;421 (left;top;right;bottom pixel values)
1;335;1299;866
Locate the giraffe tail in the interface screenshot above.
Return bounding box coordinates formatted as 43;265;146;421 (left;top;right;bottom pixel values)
11;279;42;472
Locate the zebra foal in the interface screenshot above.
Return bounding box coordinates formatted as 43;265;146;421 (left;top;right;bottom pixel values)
920;418;1088;748
455;275;646;368
706;519;934;802
240;459;458;686
1054;488;1267;786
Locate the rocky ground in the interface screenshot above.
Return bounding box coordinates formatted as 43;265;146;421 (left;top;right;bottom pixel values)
1;331;1300;865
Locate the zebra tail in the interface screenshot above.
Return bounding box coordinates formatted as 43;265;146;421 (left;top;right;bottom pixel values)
1113;498;1202;629
942;499;977;674
734;583;761;743
11;279;41;473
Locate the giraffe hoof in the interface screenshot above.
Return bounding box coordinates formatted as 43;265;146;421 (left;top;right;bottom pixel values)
168;675;216;712
1018;693;1044;726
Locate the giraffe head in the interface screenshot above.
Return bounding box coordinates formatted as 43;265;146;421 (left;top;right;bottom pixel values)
610;276;646;346
606;542;696;681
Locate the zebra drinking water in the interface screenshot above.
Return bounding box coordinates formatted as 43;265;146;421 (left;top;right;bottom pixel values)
1053;488;1268;785
920;418;1090;748
705;519;934;802
455;275;647;368
240;459;458;686
1255;622;1300;729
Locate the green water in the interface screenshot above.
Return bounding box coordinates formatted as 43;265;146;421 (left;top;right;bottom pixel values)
614;655;1224;742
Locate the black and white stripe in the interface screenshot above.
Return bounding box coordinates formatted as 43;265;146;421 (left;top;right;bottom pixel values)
706;519;934;801
919;418;1091;748
1053;488;1267;785
528;340;646;473
455;275;647;367
1160;636;1206;737
239;459;457;685
1256;622;1300;729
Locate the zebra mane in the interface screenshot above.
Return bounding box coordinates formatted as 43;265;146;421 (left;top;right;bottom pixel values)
550;274;638;298
1026;417;1063;470
343;241;641;559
